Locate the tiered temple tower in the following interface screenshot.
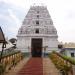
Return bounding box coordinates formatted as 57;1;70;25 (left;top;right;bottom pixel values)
17;6;59;57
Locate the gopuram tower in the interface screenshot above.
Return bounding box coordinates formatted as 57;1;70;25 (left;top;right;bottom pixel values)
17;6;59;57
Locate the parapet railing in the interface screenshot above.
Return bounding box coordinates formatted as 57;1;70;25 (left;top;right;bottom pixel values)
0;50;23;75
49;51;74;75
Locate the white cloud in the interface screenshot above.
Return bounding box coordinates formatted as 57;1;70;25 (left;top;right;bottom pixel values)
0;8;21;28
0;0;30;9
7;9;21;35
0;14;10;21
0;8;21;38
8;9;20;26
0;0;75;42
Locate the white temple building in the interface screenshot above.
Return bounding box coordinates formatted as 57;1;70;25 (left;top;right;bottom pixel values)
17;6;59;57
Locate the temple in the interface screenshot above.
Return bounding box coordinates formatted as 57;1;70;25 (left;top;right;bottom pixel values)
17;6;59;57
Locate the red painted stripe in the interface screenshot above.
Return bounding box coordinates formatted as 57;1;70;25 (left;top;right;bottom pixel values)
17;57;43;75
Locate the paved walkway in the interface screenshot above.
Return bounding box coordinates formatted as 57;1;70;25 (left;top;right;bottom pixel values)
5;58;29;75
17;57;43;75
4;57;60;75
72;65;75;75
43;58;60;75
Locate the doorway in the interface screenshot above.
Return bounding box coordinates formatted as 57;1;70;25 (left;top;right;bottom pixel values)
31;38;42;57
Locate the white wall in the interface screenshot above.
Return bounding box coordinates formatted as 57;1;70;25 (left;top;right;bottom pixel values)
17;36;59;53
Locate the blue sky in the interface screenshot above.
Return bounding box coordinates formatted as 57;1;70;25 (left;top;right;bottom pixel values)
0;0;75;43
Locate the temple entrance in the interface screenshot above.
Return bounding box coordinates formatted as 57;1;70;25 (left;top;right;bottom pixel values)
31;38;42;57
